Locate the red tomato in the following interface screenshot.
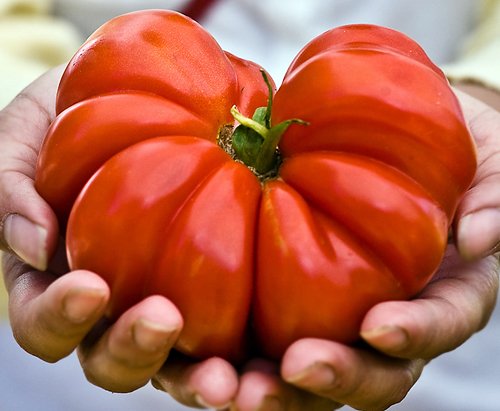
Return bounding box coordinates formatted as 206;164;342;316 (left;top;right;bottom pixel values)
35;10;476;362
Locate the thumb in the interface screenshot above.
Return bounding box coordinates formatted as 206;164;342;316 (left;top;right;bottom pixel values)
453;90;500;260
456;208;500;261
0;67;64;270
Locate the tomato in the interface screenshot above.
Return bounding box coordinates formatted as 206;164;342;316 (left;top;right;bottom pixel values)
35;10;476;362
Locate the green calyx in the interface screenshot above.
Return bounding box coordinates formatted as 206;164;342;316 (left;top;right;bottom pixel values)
230;70;308;177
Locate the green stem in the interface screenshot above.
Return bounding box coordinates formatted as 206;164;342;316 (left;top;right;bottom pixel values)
230;70;308;176
253;118;306;174
230;106;269;139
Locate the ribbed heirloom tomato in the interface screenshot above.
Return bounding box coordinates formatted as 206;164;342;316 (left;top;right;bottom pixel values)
35;9;476;362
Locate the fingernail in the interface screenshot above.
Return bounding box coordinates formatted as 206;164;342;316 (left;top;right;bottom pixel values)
132;318;177;352
286;363;336;389
195;393;231;410
457;211;500;260
62;287;107;323
361;325;409;351
3;214;48;271
256;395;284;411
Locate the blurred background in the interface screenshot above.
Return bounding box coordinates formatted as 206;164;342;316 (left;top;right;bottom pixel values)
0;0;82;107
1;1;500;410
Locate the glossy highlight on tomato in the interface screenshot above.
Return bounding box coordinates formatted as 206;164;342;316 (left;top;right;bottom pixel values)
35;10;476;362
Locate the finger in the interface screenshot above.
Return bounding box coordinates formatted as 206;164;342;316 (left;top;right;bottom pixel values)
282;339;424;411
0;66;65;270
453;91;500;260
153;356;238;409
3;254;109;362
233;359;339;411
78;295;183;393
360;246;499;359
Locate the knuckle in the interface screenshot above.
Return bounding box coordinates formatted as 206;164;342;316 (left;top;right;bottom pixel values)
331;359;425;411
364;362;424;411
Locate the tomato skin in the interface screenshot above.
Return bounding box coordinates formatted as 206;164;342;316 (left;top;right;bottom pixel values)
36;10;270;362
255;180;406;358
36;92;218;221
273;25;476;219
66;137;231;317
280;152;448;296
225;51;277;116
282;24;446;80
35;11;477;361
255;151;449;357
148;160;261;361
55;10;237;123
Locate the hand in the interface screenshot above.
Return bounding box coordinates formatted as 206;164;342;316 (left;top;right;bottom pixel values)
1;68;499;410
150;247;498;411
152;90;500;410
0;66;190;394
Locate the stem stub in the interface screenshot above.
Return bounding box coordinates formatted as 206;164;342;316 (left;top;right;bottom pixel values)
220;70;308;181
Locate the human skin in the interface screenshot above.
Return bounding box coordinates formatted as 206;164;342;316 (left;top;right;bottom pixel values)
0;66;499;410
